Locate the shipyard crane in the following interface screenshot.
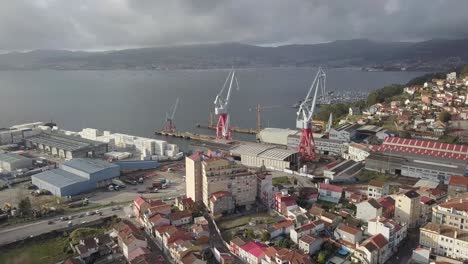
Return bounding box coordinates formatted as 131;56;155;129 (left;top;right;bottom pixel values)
296;67;326;160
164;98;179;133
214;69;239;140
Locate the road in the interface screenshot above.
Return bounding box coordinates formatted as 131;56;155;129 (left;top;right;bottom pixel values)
205;213;243;264
0;205;130;246
386;228;420;264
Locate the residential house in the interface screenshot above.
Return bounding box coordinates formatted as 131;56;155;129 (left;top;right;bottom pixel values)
209;191;235;215
238;241;268;264
419;196;436;224
394;190;422;228
289;220;325;244
367;180;389;199
230;236;247;256
356;199;383;222
431;193;468;230
353;234;390;264
320;211;342;229
334;223;363;249
169;210;192;227
268;220;294;238
274;191;298;215
128;247;151;263
74;237;99;260
318;183;343;204
298;235;323;255
368;216;407;252
175;197;194;211
114;221;147;259
271;248;312;264
419;223;468;261
191;223;210;240
146;214;170;235
377;196;395;219
154;225;177;249
448;175;468;198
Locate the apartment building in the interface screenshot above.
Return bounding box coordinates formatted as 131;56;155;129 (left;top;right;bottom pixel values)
202;157;257;209
347;143;372;162
448;176;468;198
356;199;383;222
368;216;407;251
185;152;203;203
367;180;389;199
432;193;468;230
420;223;468;261
394;190;422;228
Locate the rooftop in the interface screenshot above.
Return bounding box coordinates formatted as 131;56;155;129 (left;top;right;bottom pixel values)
368;180;386;188
319;183;343;193
62;158;118;174
337;223;361;235
449;175;468;186
0;152;31;163
421;223;468;242
438;193;468;212
230;143;297;161
26;132;105;152
32;169;87;188
375;137;468;161
334;123;362;133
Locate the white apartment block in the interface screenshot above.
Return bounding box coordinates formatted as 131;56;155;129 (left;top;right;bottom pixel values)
420;223;468;261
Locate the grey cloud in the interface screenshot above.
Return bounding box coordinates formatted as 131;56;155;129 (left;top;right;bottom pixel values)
0;0;468;51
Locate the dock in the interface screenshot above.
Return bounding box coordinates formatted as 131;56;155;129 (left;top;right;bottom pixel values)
195;124;257;134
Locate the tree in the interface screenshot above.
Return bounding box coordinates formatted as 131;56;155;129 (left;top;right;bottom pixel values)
245;229;256;240
260;231;271;242
317;251;327;264
18;197;32;217
439;111;452;123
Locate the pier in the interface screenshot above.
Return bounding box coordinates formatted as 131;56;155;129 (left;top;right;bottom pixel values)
195;124;257;134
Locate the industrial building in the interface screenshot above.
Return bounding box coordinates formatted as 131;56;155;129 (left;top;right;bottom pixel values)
25;132;108;159
323;160;363;182
0;152;33;172
366;138;468;183
329;122;361;142
32;158;120;197
256;127;346;156
0;122;44;145
230;143;299;170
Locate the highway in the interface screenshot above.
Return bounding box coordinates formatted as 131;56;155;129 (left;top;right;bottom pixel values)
0;205;130;246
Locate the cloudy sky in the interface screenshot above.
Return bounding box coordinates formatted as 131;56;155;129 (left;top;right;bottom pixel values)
1;0;468;51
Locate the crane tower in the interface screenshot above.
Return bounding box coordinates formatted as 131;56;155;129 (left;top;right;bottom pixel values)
214;70;239;140
164;98;179;133
296;67;326;160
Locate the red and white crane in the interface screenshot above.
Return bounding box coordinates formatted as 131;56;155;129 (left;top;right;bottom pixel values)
214;69;239;140
164;97;179;133
296;67;326;160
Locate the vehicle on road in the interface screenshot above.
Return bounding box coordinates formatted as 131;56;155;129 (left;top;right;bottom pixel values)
111;206;121;211
78;214;84;218
47;220;54;225
86;211;95;216
67;221;73;227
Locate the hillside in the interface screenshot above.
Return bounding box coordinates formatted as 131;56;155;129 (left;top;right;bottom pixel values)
0;39;467;71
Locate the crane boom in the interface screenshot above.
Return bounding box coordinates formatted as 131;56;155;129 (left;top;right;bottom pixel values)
214;69;239;139
163;98;180;133
296;67;326;160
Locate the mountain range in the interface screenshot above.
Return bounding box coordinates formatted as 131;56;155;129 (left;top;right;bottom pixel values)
0;38;467;71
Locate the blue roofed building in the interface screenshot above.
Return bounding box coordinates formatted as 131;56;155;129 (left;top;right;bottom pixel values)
31;158;120;197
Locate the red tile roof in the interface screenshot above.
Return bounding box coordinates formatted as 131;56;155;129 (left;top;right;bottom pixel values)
375;137;468;161
439;193;468;212
420;196;435;204
210;191;232;202
368;180;386;188
319;183;343;193
272;220;294;230
128;247;151;262
337;223;361;235
134;196;147;208
169;210;192;221
449;175;468;186
241;241;268;258
369;233;388;249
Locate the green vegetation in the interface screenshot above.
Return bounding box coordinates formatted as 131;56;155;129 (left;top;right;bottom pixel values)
260;231;271;242
0;236;71;264
406;72;446;86
367;84;404;106
438;135;458;144
314;102;351;122
357;169;391;183
272;176;291;187
245;229;256;240
274;238;293;248
438;111;452;122
70;227;105;244
217;213;276;231
18;197;32;218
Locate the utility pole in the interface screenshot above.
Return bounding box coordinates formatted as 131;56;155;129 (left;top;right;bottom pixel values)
257;104;262;132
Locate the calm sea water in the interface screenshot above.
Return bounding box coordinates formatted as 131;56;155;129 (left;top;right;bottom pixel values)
0;68;425;140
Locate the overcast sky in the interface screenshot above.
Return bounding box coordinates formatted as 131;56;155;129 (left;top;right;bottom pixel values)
1;0;468;51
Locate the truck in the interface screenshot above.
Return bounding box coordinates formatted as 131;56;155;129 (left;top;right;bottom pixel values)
152;182;162;188
68;198;89;208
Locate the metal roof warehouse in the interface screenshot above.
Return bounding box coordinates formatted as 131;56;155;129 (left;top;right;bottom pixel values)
231;143;299;170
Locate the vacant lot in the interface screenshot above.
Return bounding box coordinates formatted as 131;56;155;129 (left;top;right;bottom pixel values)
0;236;71;264
217;212;277;231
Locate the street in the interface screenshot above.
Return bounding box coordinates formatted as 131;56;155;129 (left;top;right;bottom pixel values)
386;228;420;264
0;205;130;246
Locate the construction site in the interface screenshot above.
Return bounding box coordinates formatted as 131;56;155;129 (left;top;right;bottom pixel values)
156;68;337;175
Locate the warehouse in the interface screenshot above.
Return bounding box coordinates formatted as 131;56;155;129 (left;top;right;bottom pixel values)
329;122;361;142
31;158;120;197
230;143;299;170
366;152;467;184
0;152;33;172
25;132;108;159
